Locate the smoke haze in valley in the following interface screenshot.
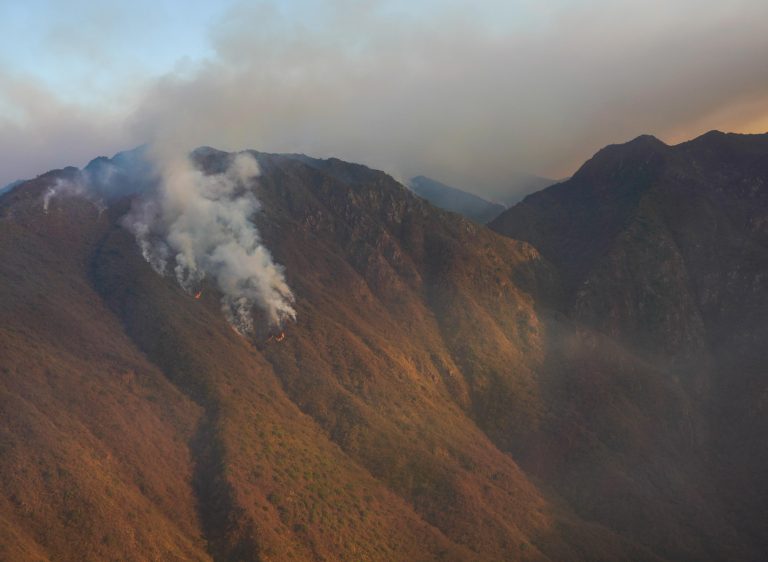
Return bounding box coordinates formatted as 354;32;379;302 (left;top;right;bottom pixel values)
2;0;768;199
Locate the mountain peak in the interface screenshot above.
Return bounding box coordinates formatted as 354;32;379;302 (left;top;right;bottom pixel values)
594;133;668;158
627;133;667;147
570;133;668;185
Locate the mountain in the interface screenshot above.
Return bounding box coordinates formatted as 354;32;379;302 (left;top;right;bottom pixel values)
491;130;768;558
1;132;767;561
491;131;768;356
409;175;506;223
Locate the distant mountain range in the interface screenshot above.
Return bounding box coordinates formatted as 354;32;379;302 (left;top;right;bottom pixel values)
1;131;767;561
409;175;507;223
409;173;557;224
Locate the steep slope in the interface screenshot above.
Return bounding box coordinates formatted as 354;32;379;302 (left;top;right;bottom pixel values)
1;166;495;562
258;152;757;561
0;172;209;562
491;131;768;349
1;136;766;561
490;131;768;363
409;175;506;223
0;149;666;562
491;130;768;558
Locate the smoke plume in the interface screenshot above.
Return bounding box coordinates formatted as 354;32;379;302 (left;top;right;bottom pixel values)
42;146;296;334
122;150;296;333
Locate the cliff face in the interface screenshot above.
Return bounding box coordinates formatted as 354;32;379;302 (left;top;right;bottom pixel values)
1;134;767;561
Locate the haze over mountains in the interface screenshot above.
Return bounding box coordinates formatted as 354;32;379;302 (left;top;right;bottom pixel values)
1;130;767;561
408;176;506;223
5;0;768;195
478;174;559;208
409;174;557;224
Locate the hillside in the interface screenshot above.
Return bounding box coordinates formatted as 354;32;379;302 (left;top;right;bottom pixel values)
1;134;767;560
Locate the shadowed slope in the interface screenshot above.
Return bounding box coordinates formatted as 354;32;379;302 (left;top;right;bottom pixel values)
491;131;768;560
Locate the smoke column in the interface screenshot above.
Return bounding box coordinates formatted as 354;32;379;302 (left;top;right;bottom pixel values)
40;144;295;334
119;150;296;334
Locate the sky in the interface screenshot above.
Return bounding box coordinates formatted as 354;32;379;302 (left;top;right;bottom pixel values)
1;0;767;199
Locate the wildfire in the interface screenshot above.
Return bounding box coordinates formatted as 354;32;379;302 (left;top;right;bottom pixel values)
267;331;286;343
194;290;203;300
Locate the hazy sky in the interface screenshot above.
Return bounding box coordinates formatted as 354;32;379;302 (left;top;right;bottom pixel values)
2;0;767;198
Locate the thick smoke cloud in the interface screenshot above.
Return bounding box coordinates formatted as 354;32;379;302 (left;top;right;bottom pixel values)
122;151;296;333
3;0;768;199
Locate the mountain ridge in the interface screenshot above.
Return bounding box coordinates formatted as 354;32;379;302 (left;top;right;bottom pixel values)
1;132;767;560
491;129;768;557
408;175;506;223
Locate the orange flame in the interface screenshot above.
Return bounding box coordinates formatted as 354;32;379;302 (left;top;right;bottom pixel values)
194;291;203;300
267;331;286;344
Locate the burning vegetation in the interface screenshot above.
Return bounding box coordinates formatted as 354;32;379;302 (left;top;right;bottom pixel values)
267;331;286;343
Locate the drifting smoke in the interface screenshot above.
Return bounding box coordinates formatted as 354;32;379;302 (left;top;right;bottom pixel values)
41;148;152;213
122;151;296;334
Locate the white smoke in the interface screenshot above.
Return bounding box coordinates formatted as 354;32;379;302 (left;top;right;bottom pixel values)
42;186;56;213
121;151;296;334
42;177;102;214
38;146;294;334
